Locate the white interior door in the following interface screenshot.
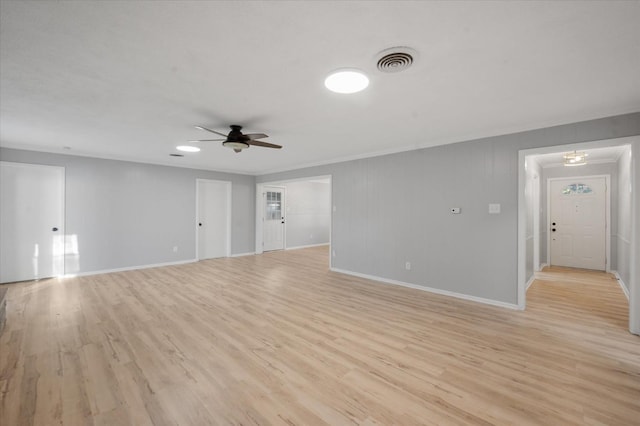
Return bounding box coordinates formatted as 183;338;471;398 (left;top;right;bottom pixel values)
197;179;230;260
263;187;285;251
1;162;65;283
549;177;606;270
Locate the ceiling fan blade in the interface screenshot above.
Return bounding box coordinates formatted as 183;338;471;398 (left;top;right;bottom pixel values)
195;125;228;137
188;139;226;142
247;140;282;149
244;133;268;140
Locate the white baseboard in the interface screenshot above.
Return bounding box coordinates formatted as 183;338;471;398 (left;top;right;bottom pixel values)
285;243;329;251
330;267;521;310
537;263;548;271
526;274;536;291
62;258;197;278
231;252;256;258
611;271;630;300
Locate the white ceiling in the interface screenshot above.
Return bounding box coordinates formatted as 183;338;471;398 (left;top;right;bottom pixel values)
1;1;639;175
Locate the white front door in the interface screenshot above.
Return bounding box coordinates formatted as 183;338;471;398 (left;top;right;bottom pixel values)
197;179;231;260
549;177;606;270
263;187;285;251
1;162;65;283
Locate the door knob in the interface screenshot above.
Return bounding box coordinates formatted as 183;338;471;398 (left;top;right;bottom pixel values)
552;228;556;232
198;223;202;227
52;227;58;232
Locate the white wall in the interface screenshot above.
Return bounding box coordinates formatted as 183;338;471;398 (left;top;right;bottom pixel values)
284;180;330;249
0;148;256;274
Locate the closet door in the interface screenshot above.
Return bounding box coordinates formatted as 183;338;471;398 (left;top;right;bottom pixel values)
1;162;65;283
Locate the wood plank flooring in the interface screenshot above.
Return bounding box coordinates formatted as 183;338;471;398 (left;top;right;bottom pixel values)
1;247;639;425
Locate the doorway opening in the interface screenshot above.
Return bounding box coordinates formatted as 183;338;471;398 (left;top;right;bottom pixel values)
518;137;638;334
256;175;332;260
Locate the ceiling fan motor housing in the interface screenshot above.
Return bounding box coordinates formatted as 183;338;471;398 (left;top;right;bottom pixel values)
227;125;246;141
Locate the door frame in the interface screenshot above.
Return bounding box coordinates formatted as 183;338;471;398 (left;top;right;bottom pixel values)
532;169;540;273
518;136;639;335
195;178;231;261
546;174;611;272
0;161;66;282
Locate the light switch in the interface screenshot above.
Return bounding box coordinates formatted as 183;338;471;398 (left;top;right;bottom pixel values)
489;203;501;214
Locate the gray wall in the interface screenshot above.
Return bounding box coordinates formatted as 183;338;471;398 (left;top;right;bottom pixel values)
540;162;618;268
617;147;632;292
258;112;640;305
0;148;255;274
2;113;639;309
284;180;330;248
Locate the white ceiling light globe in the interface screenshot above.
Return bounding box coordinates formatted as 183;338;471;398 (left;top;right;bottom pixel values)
324;69;369;94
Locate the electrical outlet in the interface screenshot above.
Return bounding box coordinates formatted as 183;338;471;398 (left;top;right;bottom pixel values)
173;246;178;252
405;261;411;270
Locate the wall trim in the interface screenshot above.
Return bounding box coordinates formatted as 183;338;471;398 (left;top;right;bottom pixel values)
526;274;537;291
62;258;197;278
231;252;256;258
612;270;630;300
286;243;330;251
330;267;521;311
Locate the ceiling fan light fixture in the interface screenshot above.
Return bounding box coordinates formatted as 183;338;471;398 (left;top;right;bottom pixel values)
324;69;369;94
563;151;588;167
223;141;250;151
176;145;200;153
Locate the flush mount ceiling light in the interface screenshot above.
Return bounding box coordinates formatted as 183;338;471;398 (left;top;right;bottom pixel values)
176;145;200;153
563;151;588;167
324;69;369;94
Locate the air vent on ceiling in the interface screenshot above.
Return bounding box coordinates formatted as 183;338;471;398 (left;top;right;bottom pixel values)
169;153;184;157
376;47;416;73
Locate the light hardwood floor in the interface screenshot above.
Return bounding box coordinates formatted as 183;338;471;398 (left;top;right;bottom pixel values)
1;247;639;425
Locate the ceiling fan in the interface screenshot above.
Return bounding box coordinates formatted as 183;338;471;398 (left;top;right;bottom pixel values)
191;125;282;153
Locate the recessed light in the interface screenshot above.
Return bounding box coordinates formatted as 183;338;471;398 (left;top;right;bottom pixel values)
176;145;200;153
324;69;369;94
